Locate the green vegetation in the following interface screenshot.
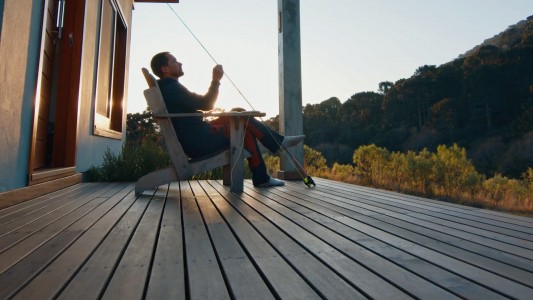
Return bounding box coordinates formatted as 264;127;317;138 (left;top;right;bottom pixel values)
87;109;171;182
90;128;532;213
86;140;171;182
263;144;532;214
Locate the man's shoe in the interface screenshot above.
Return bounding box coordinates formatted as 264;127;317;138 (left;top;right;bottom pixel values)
255;177;285;187
281;135;305;148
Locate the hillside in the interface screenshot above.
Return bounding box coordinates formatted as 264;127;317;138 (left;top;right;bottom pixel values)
273;15;533;178
461;15;533;58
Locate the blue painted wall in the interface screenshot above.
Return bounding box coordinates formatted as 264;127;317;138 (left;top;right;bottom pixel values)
0;1;44;192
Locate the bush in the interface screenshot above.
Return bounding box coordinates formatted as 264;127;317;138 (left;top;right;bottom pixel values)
330;163;356;183
345;143;531;213
88;140;171;182
262;145;329;178
482;173;531;210
404;149;433;195
352;144;391;186
304;145;329;177
433;144;484;197
264;154;280;176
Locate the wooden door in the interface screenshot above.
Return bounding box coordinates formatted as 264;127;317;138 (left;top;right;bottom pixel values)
31;0;57;171
29;0;85;184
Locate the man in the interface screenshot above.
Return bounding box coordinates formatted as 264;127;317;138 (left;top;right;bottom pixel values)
150;52;304;187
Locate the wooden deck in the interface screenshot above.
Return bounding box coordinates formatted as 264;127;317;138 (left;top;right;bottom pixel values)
1;178;532;299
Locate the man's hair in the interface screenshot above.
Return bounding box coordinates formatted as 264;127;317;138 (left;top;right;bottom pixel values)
151;52;170;78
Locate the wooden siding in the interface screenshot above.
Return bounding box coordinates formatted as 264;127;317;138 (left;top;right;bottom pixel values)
0;179;532;299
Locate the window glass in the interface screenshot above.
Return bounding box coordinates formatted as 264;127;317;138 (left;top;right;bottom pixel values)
94;0;127;138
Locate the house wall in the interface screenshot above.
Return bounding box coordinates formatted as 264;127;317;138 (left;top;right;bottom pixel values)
0;1;4;36
74;0;133;173
0;1;44;192
0;0;135;192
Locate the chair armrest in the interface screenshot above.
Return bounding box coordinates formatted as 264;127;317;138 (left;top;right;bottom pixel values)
153;111;266;118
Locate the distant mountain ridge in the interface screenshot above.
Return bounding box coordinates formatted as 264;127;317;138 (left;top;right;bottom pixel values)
294;14;533;178
460;15;533;58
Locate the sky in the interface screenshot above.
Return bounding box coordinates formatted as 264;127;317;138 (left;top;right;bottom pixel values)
127;0;533;118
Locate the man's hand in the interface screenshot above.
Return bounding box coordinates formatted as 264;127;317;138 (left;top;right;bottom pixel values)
212;65;224;82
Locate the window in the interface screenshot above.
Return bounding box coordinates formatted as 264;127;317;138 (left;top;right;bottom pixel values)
93;0;127;139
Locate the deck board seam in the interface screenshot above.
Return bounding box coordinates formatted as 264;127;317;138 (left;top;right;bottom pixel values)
316;183;533;237
212;180;409;299
252;181;533;290
207;181;345;299
275;182;533;270
240;182;458;299
270;182;533;298
1;183;133;299
281;183;533;258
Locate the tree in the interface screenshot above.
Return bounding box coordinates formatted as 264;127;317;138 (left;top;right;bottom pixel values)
126;108;161;145
303;97;342;146
378;81;393;94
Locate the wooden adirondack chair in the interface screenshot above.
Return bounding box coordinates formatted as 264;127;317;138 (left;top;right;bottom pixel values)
135;68;264;194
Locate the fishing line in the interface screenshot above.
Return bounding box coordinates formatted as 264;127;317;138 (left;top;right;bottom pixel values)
166;4;314;186
166;4;253;110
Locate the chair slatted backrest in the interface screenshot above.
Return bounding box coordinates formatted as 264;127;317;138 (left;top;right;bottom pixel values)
141;68;193;178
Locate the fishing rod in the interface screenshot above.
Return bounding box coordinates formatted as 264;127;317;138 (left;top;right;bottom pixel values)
166;3;315;188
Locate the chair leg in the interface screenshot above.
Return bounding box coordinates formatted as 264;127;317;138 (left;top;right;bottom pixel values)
135;167;178;195
222;164;230;186
229;118;245;193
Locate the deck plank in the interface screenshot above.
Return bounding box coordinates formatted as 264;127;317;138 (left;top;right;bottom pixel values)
318;178;533;231
11;184;135;300
0;184;91;220
101;186;167;300
277;182;533;275
296;182;533;259
180;181;231;300
0;183;130;299
0;183;110;239
189;181;275;299
335;185;533;240
331;185;533;238
145;183;186;300
57;190;153;299
199;181;323;299
276;181;533;299
0;183;120;274
317;181;533;245
208;181;387;299
241;182;462;299
0;179;531;299
252;182;519;299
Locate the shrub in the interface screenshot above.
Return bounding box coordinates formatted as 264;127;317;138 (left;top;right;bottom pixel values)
405;149;434;195
481;173;532;211
386;151;408;192
88;140;171;182
352;144;390;186
525;168;533;192
330;163;356;183
433;144;484;197
304;145;329;177
263;146;329;178
264;154;280;176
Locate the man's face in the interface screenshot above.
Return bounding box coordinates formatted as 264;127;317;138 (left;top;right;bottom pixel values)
163;54;184;78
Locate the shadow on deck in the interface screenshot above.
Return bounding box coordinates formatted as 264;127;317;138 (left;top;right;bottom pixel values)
0;178;532;299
